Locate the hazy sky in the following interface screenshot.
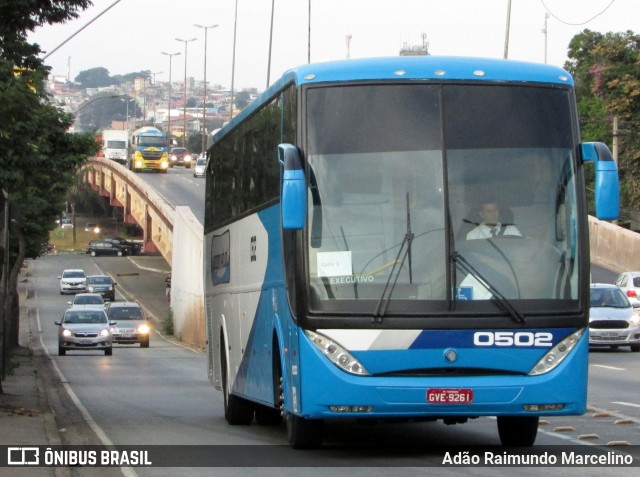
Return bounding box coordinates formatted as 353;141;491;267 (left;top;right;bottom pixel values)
29;0;639;90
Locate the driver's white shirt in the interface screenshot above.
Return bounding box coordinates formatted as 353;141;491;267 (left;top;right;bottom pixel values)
466;222;522;240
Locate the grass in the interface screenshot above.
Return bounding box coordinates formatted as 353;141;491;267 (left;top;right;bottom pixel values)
49;220;140;253
49;227;101;252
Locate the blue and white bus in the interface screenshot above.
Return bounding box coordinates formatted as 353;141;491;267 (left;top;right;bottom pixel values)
203;56;619;448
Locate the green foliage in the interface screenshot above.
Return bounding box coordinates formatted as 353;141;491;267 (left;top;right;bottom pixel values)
114;71;150;84
234;91;251;110
74;67;118;88
162;308;174;336
566;29;640;211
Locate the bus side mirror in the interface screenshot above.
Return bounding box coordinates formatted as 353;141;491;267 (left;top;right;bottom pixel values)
582;142;620;220
278;144;306;230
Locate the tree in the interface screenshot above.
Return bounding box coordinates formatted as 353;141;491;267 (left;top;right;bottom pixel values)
0;1;98;385
565;29;640;211
75;66;118;88
234;91;250;110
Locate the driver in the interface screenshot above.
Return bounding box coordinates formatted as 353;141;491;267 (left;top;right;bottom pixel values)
466;199;521;240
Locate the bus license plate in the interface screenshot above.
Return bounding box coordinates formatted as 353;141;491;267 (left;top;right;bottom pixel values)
427;388;473;404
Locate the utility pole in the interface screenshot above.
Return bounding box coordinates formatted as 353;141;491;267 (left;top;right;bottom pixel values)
612;116;619;165
542;12;549;64
176;37;197;147
1;189;9;384
230;0;239;121
503;0;512;59
195;24;219;154
161;51;181;147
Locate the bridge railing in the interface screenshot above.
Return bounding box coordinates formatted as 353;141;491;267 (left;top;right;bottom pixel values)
82;157;205;348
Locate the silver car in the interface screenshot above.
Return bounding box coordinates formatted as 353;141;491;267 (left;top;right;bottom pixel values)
106;302;151;348
59;269;87;295
193;156;206;178
589;283;640;352
55;305;115;356
67;293;105;308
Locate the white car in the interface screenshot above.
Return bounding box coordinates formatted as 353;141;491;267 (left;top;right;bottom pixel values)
193;156;206;178
614;271;640;307
589;283;640;352
59;269;87;295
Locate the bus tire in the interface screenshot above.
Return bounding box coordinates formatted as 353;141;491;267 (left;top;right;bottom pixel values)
255;404;281;425
221;336;254;425
286;414;323;449
497;416;538;447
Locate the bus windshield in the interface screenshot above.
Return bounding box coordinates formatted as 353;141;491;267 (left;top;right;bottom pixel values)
305;83;579;315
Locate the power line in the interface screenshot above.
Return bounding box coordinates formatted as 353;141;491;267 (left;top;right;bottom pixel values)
42;0;123;60
540;0;617;26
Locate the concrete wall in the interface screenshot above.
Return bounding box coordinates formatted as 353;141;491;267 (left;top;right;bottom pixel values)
170;206;205;348
589;215;640;274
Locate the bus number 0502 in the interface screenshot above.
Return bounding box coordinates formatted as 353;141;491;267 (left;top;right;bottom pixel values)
473;331;553;347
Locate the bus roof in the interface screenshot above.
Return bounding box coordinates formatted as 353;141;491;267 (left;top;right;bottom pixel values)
214;56;573;143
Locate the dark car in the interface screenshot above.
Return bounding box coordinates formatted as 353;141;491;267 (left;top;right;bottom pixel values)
86;240;127;257
169;147;193;168
103;236;142;255
86;274;117;301
106;302;151;347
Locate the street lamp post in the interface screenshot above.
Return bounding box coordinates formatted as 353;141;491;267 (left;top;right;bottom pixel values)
194;23;218;155
175;37;197;147
161;51;181;148
119;97;130;131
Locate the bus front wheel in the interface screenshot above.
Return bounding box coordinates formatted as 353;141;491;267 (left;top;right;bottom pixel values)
221;336;254;425
497;416;538;446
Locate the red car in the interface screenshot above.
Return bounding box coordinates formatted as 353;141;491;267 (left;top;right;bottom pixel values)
169;147;193;168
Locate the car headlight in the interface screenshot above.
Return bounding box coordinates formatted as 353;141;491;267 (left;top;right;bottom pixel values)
88;286;95;292
184;155;192;161
62;329;72;337
171;155;177;161
99;329;110;337
629;314;640;325
137;323;150;334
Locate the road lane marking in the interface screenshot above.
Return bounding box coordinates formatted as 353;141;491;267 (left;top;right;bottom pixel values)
34;302;139;477
612;402;640;409
590;364;626;371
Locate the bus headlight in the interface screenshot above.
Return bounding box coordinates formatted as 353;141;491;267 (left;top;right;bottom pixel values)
529;328;584;376
304;330;369;376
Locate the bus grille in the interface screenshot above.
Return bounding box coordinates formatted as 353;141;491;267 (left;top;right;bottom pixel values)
589;320;629;329
374;367;524;377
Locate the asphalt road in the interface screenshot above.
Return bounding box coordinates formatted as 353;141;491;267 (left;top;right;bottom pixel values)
18;253;639;476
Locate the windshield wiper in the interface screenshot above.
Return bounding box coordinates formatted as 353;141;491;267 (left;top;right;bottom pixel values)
372;192;414;323
451;250;526;324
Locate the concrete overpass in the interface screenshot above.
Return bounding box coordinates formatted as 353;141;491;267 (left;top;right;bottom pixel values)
82;157;637;348
82;157;205;348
